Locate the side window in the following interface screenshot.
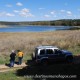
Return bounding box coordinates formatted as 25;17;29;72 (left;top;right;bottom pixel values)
46;49;54;54
40;49;45;55
54;49;62;54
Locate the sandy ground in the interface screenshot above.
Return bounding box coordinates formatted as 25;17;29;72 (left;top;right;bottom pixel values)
0;25;8;28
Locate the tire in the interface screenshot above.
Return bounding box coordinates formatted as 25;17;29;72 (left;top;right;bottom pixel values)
66;56;73;63
41;59;48;66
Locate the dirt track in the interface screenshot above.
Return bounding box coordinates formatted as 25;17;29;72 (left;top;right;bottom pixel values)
0;63;27;72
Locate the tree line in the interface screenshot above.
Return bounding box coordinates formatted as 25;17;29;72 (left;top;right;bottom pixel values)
0;19;80;26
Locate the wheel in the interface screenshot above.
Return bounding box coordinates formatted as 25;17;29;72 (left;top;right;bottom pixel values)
66;56;73;63
41;59;48;66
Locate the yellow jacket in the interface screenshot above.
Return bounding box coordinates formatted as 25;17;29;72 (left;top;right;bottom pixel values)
18;51;24;57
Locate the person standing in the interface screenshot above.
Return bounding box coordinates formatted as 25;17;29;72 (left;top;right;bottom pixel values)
10;50;16;67
17;50;24;65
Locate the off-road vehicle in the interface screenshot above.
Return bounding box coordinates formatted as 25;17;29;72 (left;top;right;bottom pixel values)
32;46;73;65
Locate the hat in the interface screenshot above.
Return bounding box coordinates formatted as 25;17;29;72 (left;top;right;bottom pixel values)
12;50;15;53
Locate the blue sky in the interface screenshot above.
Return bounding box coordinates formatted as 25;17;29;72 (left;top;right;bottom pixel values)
0;0;80;21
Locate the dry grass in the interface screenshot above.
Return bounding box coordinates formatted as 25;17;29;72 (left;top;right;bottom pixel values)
0;30;80;63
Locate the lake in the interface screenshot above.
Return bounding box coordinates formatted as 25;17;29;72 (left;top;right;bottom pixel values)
0;25;72;32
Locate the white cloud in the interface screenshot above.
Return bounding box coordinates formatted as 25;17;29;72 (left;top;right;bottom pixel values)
20;12;34;17
6;4;12;7
13;10;19;13
60;10;65;13
59;10;72;17
39;8;45;10
21;8;29;13
20;8;30;17
66;11;72;16
16;2;23;6
0;12;15;17
53;15;57;18
0;8;34;18
6;13;15;17
50;11;55;15
13;8;34;17
44;15;50;18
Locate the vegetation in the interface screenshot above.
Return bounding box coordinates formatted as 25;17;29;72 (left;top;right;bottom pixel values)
0;30;80;64
0;30;80;80
0;71;29;80
0;19;80;26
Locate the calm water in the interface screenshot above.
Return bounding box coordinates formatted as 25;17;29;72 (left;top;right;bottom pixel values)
0;26;72;32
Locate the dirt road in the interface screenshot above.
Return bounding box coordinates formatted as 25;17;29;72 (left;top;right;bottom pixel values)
0;63;27;72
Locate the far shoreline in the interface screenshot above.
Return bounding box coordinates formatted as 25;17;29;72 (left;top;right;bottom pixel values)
0;25;9;28
0;25;80;30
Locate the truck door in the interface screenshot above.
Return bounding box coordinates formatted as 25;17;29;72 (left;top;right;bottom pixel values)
46;49;56;61
54;49;65;61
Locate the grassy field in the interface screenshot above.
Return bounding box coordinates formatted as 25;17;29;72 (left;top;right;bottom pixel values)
0;30;80;64
0;30;80;80
0;71;31;80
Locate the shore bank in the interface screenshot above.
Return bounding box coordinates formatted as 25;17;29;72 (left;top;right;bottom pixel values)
0;25;8;28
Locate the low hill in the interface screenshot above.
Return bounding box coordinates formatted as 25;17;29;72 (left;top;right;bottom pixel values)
0;19;80;26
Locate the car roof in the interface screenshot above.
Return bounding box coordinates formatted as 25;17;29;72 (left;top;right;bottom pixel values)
36;45;58;49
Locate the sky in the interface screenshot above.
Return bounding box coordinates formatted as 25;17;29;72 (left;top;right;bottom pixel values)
0;0;80;21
